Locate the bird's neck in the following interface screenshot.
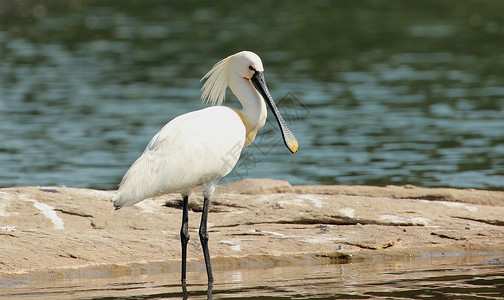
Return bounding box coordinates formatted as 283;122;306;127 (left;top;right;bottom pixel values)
229;75;267;147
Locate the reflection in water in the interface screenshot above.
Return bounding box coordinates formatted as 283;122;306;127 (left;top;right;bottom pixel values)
1;255;504;299
0;1;503;190
182;282;212;300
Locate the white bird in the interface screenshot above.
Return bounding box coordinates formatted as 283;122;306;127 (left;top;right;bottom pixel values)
113;51;298;283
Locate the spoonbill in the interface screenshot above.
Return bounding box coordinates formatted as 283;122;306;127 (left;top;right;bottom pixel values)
113;51;298;283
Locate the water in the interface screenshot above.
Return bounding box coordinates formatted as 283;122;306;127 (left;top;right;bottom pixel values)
1;254;504;299
0;1;503;190
2;3;503;297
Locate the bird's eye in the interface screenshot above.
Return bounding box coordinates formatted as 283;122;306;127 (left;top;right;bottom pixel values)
248;66;254;71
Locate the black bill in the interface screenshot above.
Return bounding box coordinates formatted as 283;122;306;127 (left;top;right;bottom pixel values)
251;71;298;154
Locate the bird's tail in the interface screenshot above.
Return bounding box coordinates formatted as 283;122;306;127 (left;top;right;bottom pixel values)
112;189;144;209
112;155;156;209
112;193;127;209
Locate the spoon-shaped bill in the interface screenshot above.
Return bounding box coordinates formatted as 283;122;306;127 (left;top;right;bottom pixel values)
251;71;298;154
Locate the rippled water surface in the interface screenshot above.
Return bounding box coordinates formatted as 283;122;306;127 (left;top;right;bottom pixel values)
1;254;504;299
0;1;503;189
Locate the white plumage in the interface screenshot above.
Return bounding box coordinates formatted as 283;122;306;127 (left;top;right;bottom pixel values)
112;51;298;283
113;107;245;207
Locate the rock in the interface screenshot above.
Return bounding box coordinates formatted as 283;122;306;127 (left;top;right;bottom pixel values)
0;182;504;279
217;178;294;194
293;185;504;206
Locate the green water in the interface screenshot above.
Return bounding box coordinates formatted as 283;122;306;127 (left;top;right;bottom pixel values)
0;1;503;190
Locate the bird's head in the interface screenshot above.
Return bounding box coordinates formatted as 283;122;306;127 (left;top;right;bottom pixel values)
201;51;298;154
230;51;264;80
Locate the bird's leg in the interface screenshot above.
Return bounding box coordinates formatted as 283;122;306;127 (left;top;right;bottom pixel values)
180;195;190;283
199;196;214;283
207;281;214;299
181;283;188;300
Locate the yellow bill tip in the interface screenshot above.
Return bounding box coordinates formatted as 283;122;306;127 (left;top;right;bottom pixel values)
287;139;299;154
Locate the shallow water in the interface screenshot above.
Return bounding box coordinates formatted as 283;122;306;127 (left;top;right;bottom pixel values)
0;1;503;190
1;254;504;299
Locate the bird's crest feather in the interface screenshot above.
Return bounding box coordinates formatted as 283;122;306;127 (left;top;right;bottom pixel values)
200;54;234;106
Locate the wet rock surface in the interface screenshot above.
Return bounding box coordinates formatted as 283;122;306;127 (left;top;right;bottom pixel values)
1;179;504;279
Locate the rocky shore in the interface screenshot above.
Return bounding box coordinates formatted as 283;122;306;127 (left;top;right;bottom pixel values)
1;179;504;280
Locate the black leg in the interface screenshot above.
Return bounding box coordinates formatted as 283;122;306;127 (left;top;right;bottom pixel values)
180;195;190;283
182;282;189;300
199;196;214;283
181;282;188;300
207;282;213;299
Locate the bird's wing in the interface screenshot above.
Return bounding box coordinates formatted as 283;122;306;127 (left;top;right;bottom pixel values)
113;106;246;207
143;113;187;154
